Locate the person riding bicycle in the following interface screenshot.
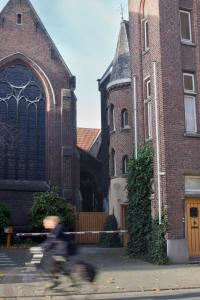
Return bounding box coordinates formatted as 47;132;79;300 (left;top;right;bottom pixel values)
39;216;69;288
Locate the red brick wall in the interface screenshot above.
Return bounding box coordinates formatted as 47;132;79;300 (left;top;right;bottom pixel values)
0;0;78;226
129;0;200;239
108;84;133;177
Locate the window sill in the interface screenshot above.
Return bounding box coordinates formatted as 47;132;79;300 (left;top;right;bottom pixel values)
184;132;200;138
145;137;152;142
142;48;150;56
120;126;131;132
184;91;197;95
110;130;116;135
0;180;49;191
181;40;196;47
122;174;128;178
144;97;152;104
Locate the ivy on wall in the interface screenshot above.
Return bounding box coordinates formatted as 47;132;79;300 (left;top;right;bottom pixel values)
127;143;168;264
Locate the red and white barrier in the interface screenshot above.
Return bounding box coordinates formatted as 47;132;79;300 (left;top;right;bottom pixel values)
16;230;128;237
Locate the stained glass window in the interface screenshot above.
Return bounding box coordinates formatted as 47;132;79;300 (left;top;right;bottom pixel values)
0;63;45;180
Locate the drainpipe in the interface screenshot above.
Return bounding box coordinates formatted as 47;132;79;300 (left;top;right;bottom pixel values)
133;75;138;159
153;62;162;225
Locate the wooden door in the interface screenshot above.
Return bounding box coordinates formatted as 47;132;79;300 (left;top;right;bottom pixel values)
186;199;200;257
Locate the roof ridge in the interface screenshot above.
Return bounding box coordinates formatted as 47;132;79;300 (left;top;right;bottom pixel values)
0;0;73;77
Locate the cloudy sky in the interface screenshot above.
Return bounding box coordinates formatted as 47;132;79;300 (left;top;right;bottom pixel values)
0;0;128;128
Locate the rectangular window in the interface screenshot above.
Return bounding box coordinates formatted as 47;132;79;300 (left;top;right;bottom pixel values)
180;10;192;42
144;19;149;51
185;176;200;194
147;101;152;138
17;13;22;25
183;73;195;93
184;95;197;133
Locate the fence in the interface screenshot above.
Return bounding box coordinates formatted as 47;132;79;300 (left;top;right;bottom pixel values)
75;212;108;244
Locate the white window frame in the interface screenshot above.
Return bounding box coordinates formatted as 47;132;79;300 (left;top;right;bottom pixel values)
180;10;192;43
146;79;151;99
183;73;195;94
184;95;197;133
144;19;149;51
147;101;152;138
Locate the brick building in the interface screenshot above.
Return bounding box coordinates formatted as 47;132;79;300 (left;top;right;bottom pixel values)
129;0;200;262
99;20;133;227
0;0;79;226
77;128;104;212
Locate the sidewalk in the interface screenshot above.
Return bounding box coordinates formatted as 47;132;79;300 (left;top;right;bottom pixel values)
1;247;200;298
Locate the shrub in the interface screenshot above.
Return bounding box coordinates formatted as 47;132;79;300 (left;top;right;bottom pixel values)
30;188;76;230
0;203;10;231
99;215;121;247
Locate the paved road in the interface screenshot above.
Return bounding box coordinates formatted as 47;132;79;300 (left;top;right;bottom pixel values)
1;247;200;299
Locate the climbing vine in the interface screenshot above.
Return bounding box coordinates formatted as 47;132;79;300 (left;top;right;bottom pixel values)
126;143;168;264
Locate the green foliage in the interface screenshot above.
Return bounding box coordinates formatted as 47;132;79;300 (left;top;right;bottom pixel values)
99;215;121;247
146;212;168;265
30;187;76;230
0;203;10;231
127;143;153;257
126;143;168;264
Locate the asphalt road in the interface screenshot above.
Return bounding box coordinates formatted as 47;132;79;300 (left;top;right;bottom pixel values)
1;248;200;299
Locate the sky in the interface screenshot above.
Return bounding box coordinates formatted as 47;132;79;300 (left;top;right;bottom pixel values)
0;0;128;129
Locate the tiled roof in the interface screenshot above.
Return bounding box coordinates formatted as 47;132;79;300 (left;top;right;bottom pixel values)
77;128;101;152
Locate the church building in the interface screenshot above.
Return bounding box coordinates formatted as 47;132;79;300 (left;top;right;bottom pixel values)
0;0;79;226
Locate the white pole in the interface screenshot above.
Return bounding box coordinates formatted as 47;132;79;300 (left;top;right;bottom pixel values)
153;62;162;224
133;76;138;159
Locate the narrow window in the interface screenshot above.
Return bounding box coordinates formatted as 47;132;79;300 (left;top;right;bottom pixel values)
180;10;192;42
146;79;151;99
122;155;129;175
184;96;197;132
17;13;22;25
121;109;129;128
147;101;152;138
111;149;116;177
183;73;197;133
144;19;149;51
110;104;115;131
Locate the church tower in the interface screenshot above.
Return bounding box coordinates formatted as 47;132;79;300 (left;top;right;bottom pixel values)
99;19;133;227
0;0;79;226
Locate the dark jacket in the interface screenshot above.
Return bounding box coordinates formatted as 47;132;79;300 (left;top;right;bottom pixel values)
41;224;67;256
40;224;67;273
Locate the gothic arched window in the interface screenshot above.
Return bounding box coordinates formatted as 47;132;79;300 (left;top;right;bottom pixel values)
0;62;45;181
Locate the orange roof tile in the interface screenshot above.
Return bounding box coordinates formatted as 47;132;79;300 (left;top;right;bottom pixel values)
77;128;101;152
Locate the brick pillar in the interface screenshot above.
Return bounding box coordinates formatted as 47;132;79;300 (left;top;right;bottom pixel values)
61;89;78;205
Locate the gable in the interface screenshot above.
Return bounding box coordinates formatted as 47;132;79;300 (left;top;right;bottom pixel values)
0;0;73;79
